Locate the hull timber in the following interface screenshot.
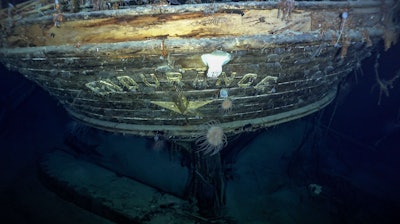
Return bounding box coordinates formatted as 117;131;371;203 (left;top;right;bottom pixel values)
1;1;399;140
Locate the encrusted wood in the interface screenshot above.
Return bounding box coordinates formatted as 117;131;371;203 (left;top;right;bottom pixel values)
1;1;398;139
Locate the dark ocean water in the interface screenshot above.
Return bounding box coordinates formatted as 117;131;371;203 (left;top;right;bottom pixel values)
0;40;399;223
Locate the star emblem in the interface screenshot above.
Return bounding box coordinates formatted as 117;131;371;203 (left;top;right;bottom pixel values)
150;92;214;115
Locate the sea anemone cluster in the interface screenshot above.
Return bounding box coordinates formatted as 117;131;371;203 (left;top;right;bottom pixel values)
195;120;227;156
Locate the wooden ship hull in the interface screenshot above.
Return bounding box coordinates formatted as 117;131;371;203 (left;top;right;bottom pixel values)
2;1;400;221
0;0;399;140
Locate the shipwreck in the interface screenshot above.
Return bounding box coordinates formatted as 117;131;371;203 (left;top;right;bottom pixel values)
1;0;399;222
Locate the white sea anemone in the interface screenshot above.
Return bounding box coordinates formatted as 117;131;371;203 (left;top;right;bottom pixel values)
221;98;233;113
201;50;232;78
195;121;227;156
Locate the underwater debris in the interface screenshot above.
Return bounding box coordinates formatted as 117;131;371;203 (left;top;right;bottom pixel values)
53;0;64;28
53;13;64;28
4;3;15;33
221;9;245;16
371;54;400;105
309;183;323;196
161;38;168;58
381;0;400;51
361;29;373;48
92;0;100;10
352;56;364;84
383;27;399;51
277;0;295;21
54;0;60;12
334;11;348;48
340;35;350;59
